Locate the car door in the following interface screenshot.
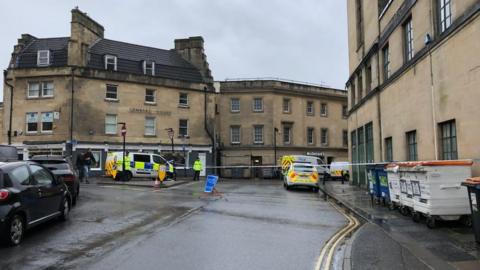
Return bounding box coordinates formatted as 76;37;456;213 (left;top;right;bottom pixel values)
29;164;64;217
133;154;151;177
7;165;43;223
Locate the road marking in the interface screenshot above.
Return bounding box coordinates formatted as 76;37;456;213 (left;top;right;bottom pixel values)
96;185;149;192
315;200;359;270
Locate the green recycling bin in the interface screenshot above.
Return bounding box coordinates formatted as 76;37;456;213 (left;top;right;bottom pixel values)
461;178;480;243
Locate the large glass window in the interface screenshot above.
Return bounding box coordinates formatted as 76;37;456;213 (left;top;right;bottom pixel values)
440;120;457;160
366;123;374;163
253;98;263;112
179;119;188;136
343;130;348;147
230;126;240;144
320;103;328;117
406;130;418;161
321;128;328;145
342;105;348;118
385;137;393;162
439;0;452;33
26;112;38;133
404;18;414;62
382;44;390;81
283;125;291;144
105;114;117;134
145;117;156;136
41;112;53;132
306;101;314;115
283;98;290;113
231;98;240;112
307;128;315;145
253;125;264;144
28;82;40;98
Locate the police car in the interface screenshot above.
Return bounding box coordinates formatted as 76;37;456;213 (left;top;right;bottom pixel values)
282;162;320;192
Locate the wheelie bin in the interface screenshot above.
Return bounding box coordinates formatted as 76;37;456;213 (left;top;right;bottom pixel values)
367;165;381;203
378;166;390;205
462;177;480;243
386;164;401;209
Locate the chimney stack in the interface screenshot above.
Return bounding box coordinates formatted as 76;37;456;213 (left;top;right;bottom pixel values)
68;8;104;66
174;36;213;84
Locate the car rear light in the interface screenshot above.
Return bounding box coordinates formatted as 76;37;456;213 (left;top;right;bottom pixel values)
62;175;75;182
0;189;9;201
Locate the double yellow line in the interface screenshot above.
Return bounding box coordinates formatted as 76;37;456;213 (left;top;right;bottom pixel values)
315;201;360;270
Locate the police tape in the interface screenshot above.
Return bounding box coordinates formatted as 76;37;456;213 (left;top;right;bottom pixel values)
186;159;479;170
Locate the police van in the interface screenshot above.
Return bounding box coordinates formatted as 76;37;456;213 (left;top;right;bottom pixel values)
106;152;171;180
280;155;328;177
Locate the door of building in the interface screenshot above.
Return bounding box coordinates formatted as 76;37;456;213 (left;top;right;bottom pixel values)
251;156;262;178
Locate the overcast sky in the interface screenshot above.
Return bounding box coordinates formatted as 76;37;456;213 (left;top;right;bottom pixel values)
0;0;348;100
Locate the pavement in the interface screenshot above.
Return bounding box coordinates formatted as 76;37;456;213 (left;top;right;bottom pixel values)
1;178;347;270
96;176;193;189
321;181;480;270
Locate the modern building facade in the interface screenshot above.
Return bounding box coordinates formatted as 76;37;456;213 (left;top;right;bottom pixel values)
217;79;348;178
3;8;216;175
346;0;480;186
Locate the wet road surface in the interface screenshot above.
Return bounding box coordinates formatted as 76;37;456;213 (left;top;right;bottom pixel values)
1;179;346;270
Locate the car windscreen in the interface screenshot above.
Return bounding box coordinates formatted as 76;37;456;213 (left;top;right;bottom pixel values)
293;165;315;172
32;160;70;170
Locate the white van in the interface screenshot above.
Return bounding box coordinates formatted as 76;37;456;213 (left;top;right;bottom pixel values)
106;152;171;180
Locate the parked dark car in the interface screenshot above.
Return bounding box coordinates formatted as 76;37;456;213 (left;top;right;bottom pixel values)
0;161;71;246
29;155;80;205
0;145;18;162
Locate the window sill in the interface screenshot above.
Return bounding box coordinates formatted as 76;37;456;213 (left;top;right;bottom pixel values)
230;111;240;113
321;115;328;118
178;104;190;109
105;133;118;136
105;98;119;103
306;113;314;116
283;111;291;114
253;142;264;145
145;102;157;106
27;96;54;100
253;110;264;113
177;135;189;138
230;142;241;145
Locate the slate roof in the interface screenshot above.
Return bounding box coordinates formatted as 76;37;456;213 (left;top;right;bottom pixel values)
88;39;203;82
16;37;69;68
14;37;205;83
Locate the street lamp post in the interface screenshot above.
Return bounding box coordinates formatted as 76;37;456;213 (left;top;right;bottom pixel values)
273;127;279;178
165;128;174;153
118;122;127;180
181;135;189;176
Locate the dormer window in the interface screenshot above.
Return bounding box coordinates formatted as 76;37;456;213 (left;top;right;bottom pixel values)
143;61;155;75
104;55;117;71
37;50;50;66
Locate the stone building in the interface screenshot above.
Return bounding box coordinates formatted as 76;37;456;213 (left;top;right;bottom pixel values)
346;0;480;186
217;79;348;178
3;8;216;175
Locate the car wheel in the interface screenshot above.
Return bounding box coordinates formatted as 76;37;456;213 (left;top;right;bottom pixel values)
426;216;436;229
59;197;70;221
7;214;24;246
125;171;133;182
